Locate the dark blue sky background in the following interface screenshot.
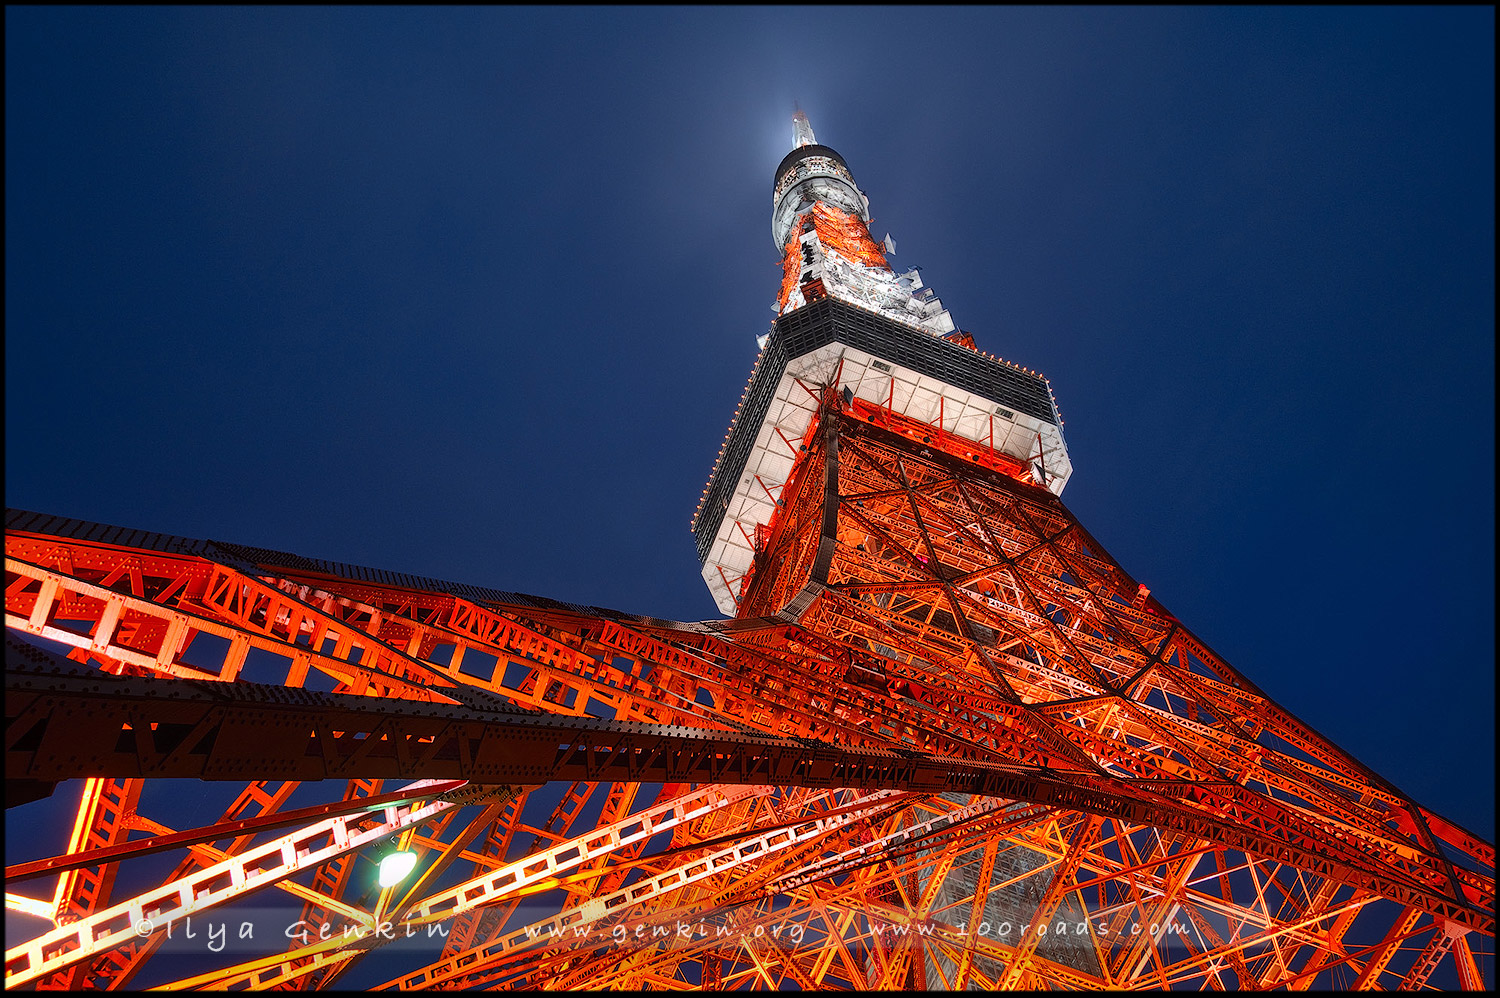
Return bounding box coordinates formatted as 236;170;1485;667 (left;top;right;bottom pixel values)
6;5;1493;850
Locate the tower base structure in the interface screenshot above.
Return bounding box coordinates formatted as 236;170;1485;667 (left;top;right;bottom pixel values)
4;455;1492;989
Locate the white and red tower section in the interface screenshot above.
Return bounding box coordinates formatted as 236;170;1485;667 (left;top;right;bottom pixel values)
694;111;1073;614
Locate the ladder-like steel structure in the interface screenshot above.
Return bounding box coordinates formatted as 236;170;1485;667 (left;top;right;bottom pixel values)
4;461;1491;989
4;112;1492;990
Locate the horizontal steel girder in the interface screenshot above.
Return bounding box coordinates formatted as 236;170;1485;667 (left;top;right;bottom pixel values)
5;642;1490;935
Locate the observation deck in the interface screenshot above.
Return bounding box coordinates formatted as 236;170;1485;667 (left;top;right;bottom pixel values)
692;297;1070;615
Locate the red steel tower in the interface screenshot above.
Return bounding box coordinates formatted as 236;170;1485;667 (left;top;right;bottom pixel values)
4;111;1493;990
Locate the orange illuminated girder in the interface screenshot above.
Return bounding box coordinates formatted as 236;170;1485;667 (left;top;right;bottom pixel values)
774;202;889;313
3;408;1493;995
811;201;889;271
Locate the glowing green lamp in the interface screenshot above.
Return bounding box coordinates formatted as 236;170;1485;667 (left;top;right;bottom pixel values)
377;848;418;888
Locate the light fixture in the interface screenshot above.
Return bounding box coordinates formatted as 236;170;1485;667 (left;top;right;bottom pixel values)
378;849;418;888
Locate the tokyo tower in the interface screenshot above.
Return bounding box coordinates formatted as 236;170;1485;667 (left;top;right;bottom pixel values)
4;110;1492;990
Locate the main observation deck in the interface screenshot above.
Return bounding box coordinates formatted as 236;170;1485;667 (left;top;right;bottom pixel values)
692;296;1070;615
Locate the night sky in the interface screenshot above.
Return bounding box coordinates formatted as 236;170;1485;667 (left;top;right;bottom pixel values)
6;3;1493;877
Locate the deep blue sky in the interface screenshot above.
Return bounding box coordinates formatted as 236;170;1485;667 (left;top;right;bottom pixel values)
6;5;1493;850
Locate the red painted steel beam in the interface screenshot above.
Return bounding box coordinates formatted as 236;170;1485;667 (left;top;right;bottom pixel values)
4;779;466;884
6;653;1490;934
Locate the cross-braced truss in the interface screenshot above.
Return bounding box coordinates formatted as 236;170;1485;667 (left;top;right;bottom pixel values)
3;393;1492;990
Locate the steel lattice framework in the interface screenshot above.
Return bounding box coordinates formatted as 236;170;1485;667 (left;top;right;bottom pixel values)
4;112;1494;990
4;436;1492;989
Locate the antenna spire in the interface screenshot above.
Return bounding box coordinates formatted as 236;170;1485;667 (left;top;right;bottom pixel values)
791;107;817;149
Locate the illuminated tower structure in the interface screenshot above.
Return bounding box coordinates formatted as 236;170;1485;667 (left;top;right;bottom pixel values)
3;113;1493;991
694;109;1071;615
